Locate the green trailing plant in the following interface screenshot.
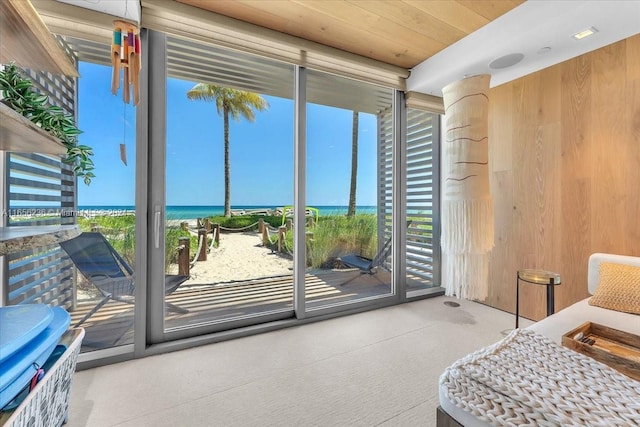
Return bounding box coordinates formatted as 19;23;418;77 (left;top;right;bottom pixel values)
0;63;95;184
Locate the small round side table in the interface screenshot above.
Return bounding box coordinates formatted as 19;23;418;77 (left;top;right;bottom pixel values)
515;269;561;328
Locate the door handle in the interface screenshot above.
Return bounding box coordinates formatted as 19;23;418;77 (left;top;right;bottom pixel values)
154;207;161;249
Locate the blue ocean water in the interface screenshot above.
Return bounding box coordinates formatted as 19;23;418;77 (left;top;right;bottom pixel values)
77;205;377;220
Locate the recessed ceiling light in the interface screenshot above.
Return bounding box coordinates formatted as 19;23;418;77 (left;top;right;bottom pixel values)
572;27;598;40
488;53;524;70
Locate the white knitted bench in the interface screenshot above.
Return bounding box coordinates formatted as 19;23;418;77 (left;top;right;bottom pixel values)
440;328;640;426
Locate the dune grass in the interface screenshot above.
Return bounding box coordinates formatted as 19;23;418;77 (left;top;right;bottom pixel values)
204;213;378;268
305;214;378;268
77;212;433;273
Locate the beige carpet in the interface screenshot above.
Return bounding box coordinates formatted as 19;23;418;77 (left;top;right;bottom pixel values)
66;296;530;427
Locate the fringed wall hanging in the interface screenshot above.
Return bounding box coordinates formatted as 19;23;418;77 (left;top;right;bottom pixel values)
111;20;141;106
441;74;494;300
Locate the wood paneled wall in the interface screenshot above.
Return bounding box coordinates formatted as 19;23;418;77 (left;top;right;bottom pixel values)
486;34;640;320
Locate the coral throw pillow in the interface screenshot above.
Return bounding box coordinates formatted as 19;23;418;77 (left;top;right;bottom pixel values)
589;262;640;315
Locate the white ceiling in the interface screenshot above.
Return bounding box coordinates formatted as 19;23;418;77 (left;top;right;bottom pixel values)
407;0;640;96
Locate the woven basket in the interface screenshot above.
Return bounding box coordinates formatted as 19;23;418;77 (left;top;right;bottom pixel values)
1;328;84;427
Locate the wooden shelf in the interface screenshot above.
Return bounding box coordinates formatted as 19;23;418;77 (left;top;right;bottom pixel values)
0;103;67;155
0;0;78;77
0;225;80;255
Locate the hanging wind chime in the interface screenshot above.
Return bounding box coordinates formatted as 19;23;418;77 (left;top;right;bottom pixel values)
111;20;141;105
110;20;141;166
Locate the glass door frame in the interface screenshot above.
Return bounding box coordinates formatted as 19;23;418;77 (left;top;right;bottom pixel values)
297;71;409;318
142;30;296;348
292;65;307;318
137;30;412;356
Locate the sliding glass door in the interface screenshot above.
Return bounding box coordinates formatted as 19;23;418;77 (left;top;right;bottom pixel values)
143;30;412;346
74;61;137;352
304;70;397;310
149;35;297;338
50;38;139;354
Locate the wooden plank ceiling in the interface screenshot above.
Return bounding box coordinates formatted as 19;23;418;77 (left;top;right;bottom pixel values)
176;0;524;69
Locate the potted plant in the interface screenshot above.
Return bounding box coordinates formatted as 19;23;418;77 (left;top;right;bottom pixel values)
0;63;94;184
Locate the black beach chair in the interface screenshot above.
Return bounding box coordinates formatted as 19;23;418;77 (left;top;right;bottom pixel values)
338;237;393;276
337;221;412;285
60;232;189;327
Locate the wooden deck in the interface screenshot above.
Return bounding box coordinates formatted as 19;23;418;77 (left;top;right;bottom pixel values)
72;269;392;352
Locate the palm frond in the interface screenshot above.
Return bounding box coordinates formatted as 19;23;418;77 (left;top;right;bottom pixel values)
186;83;269;121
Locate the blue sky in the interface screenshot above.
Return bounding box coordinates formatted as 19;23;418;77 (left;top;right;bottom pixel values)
78;62;378;207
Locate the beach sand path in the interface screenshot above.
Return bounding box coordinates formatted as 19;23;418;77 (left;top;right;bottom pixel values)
172;232;293;284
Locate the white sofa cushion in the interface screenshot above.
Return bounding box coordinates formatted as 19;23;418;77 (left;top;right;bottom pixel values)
528;299;640;343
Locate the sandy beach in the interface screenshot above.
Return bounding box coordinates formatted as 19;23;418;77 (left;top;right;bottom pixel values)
76;224;293;302
75;221;294;302
169;230;294;285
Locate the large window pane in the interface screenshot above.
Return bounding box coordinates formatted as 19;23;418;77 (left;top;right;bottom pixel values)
305;70;395;309
73;60;137;352
163;36;295;330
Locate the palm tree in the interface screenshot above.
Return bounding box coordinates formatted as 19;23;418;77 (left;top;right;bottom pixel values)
347;111;359;217
187;85;268;217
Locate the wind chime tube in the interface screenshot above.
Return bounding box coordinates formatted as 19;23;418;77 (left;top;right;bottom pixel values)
120;31;125;61
441;74;494;301
128;30;135;105
133;34;141;105
111;28;121;95
123;39;130;105
130;32;135;102
135;35;141;71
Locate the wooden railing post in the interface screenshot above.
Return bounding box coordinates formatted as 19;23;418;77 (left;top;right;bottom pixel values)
285;219;292;231
278;226;286;252
180;221;189;231
212;223;220;246
204;218;212;232
262;223;269;246
198;228;207;261
178;237;190;276
91;222;100;232
258;218;264;233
